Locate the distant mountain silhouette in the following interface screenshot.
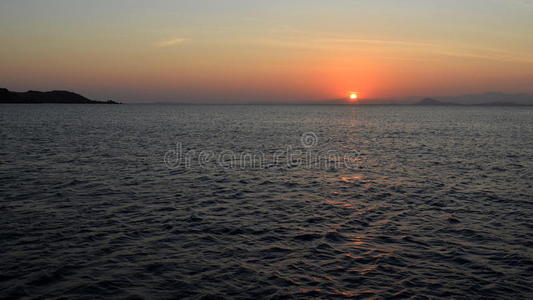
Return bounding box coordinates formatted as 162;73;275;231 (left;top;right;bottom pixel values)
416;98;458;106
316;92;533;106
476;101;524;106
436;92;533;106
0;88;120;104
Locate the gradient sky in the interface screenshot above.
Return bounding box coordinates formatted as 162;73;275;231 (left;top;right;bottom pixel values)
1;0;533;103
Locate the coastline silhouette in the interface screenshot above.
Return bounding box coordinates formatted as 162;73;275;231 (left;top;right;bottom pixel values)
0;88;120;104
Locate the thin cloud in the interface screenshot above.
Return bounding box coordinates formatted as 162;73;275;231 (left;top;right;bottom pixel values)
156;38;187;48
498;0;533;10
256;34;533;65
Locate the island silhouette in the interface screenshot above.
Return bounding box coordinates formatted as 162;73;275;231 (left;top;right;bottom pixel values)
0;88;120;104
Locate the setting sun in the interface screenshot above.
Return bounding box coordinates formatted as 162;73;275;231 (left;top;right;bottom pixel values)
350;93;359;100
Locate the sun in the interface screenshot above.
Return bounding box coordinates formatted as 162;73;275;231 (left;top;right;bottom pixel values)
349;92;359;100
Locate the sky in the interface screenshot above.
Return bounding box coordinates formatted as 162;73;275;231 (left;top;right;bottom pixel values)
1;0;533;103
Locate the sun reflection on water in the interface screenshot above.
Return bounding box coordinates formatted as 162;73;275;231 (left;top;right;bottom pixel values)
340;175;363;183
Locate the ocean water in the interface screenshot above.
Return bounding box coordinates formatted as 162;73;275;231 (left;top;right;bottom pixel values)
1;104;532;299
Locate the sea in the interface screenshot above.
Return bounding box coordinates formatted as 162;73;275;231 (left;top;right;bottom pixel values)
1;104;532;299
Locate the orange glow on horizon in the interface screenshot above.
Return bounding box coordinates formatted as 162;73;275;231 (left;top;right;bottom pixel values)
1;1;533;103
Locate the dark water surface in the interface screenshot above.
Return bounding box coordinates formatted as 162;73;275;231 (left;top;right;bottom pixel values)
1;104;532;299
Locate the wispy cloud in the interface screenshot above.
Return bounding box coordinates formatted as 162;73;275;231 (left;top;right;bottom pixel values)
156;38;187;48
497;0;533;10
255;32;533;65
